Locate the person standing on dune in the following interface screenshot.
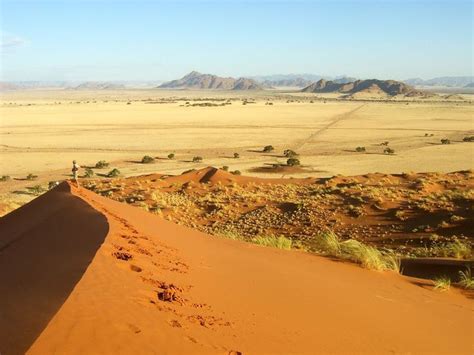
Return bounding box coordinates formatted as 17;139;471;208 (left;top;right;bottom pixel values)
72;160;81;186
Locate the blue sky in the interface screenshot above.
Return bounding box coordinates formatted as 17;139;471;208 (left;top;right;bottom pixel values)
1;0;472;81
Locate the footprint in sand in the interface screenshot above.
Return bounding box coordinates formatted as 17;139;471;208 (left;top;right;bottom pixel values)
112;251;133;261
130;264;142;272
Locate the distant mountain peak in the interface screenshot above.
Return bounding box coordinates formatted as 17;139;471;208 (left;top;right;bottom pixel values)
158;72;263;90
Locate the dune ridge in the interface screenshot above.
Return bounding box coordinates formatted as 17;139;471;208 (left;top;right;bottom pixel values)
0;182;472;354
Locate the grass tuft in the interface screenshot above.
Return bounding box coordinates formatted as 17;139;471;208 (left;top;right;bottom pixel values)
458;269;474;290
313;230;399;272
433;277;451;291
252;235;293;250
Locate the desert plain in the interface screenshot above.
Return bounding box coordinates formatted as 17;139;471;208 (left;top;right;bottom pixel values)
1;89;473;210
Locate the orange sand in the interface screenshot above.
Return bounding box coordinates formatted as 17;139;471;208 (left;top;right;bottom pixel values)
0;182;472;354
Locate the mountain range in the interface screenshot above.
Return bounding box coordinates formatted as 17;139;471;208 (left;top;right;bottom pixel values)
158;71;263;90
404;76;473;87
302;79;425;97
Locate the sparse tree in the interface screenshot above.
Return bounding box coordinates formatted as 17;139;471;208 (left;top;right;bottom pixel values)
441;138;451;145
95;160;110;169
168;153;175;159
84;167;94;178
355;147;366;152
287;158;301;166
192;156;203;163
263;145;274;153
233;152;240;159
284;149;298;158
107;168;121;177
141;155;155;164
384;147;395;155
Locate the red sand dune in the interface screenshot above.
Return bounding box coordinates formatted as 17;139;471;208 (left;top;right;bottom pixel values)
0;182;472;354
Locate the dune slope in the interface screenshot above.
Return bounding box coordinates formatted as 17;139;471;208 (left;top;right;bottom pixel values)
0;182;472;354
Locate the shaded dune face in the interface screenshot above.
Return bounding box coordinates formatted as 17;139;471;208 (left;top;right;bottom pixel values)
0;183;109;355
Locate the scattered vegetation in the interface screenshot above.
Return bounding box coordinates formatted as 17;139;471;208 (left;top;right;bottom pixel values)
440;138;451;145
168;153;175;159
192;156;203;163
231;170;242;175
431;239;472;259
107;168;121;177
383;147;395;155
462;136;474;142
95;160;110;169
26;173;38;180
355;146;366;152
222;166;229;171
0;175;11;182
233;152;240;159
141;155;155;164
27;185;46;195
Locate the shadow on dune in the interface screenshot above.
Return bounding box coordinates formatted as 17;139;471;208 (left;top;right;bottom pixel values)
0;182;109;355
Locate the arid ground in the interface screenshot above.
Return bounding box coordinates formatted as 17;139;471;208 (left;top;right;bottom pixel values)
1;89;473;214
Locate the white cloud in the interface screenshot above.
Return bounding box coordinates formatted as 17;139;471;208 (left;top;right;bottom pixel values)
1;32;28;49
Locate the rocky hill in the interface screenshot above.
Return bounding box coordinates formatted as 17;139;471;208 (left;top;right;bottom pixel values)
159;71;263;90
302;79;425;97
73;82;126;90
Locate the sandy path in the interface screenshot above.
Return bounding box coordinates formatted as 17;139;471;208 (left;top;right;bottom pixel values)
292;104;367;151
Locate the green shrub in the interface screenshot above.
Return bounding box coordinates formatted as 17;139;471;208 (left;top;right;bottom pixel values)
441;138;451;145
263;145;274;152
107;168;121;177
355;146;366;152
141;155;155;164
26;173;38;180
383;147;395;155
233;152;240;158
283;149;298;158
192;156;203;163
84;167;94;178
222;166;229;171
168;153;175;159
231;170;241;175
462;136;474;142
287;158;300;166
0;175;11;182
28;185;45;195
95;160;110;169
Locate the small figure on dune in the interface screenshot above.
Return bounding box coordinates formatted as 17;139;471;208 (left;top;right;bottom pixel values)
72;160;81;186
